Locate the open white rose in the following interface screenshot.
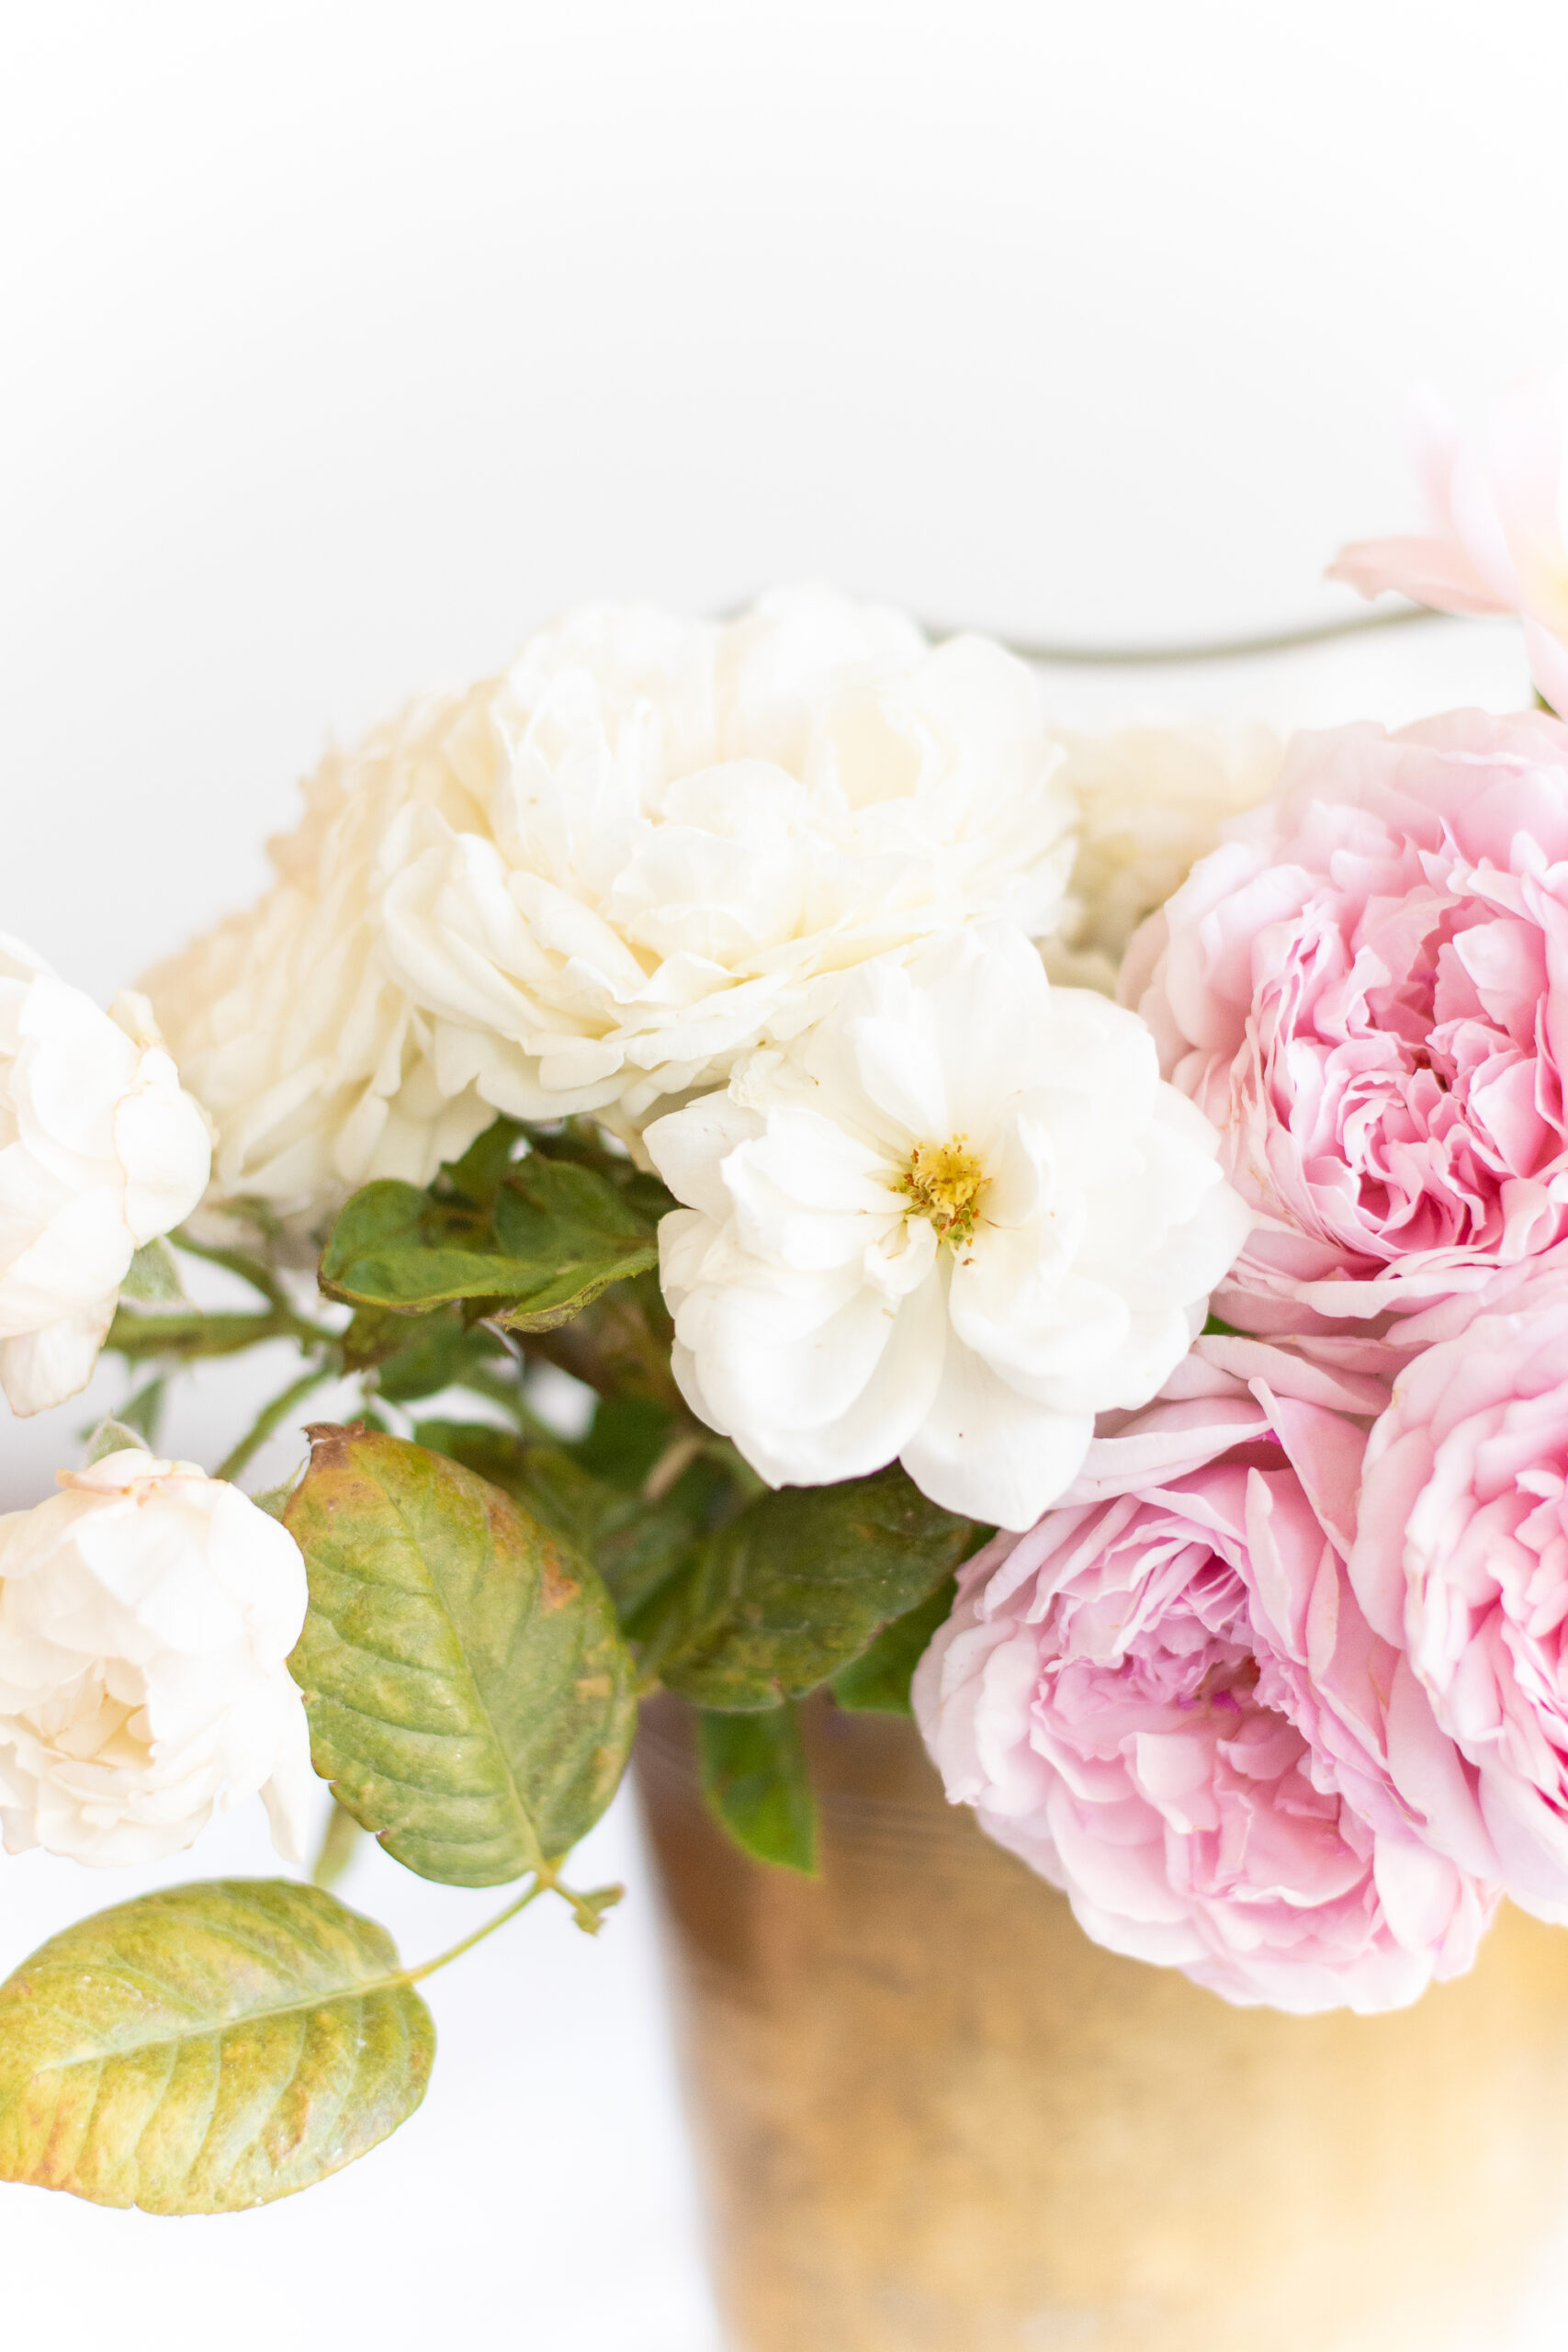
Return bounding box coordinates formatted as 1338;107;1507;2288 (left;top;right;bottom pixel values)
645;926;1251;1530
1043;724;1281;994
0;938;212;1414
146;588;1076;1220
0;1450;313;1866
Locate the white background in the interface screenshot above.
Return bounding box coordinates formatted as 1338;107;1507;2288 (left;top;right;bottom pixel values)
1;4;1564;2346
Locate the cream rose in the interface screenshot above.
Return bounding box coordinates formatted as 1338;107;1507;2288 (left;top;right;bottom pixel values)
0;938;212;1414
1043;724;1281;995
0;1449;313;1866
147;589;1077;1221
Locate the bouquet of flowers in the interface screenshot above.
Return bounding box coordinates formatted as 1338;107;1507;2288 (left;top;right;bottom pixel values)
4;382;1567;2213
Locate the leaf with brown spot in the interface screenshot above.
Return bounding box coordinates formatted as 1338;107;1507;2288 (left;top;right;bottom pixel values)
0;1879;432;2212
286;1427;636;1886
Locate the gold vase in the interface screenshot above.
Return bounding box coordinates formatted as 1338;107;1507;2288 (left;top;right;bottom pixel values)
636;1695;1568;2352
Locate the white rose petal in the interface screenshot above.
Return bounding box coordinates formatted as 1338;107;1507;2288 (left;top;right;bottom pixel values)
145;589;1077;1224
645;926;1253;1532
0;938;212;1415
0;1450;314;1866
1043;724;1282;994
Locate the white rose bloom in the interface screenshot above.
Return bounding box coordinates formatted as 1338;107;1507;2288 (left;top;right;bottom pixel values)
0;1450;314;1866
141;707;495;1226
147;589;1076;1220
0;938;212;1415
1043;724;1281;993
645;926;1251;1531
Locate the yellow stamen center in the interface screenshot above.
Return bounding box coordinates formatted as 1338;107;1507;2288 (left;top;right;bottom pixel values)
897;1136;988;1249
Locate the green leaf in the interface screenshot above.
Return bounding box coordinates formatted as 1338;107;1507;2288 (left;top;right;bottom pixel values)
413;1419;716;1624
119;1238;184;1304
319;1158;660;1334
374;1313;509;1405
486;1159;661;1330
340;1301;437;1374
643;1465;977;1710
116;1374;168;1445
83;1417;147;1466
572;1395;677;1488
250;1472;300;1522
829;1576;957;1714
440;1114;526;1206
286;1425;636;1887
697;1707;818;1873
0;1879;433;2212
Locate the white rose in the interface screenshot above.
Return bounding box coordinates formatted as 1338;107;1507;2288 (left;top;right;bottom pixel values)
1043;724;1281;993
140;708;495;1227
0;938;212;1414
147;589;1076;1219
0;1450;314;1866
644;926;1251;1531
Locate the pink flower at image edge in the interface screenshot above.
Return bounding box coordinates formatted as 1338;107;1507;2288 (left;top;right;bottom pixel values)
1349;1268;1568;1926
1329;376;1568;716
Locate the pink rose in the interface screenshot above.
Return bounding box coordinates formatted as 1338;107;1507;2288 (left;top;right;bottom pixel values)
1123;707;1568;1329
1329;376;1568;717
913;1343;1497;2012
1349;1269;1568;1923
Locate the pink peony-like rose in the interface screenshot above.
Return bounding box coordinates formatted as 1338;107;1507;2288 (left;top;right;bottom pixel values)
1349;1269;1568;1924
1329;376;1568;717
913;1343;1497;2012
1123;707;1568;1329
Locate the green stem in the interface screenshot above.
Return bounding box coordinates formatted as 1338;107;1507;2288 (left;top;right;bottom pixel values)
168;1228;294;1313
398;1869;625;1984
216;1361;336;1484
166;1227;338;1352
403;1878;552;1983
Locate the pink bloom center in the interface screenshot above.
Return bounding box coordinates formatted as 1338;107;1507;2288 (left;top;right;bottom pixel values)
1034;1518;1366;1913
1241;828;1567;1272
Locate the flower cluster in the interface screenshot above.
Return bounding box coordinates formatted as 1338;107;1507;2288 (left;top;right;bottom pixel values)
19;538;1568;2054
919;690;1568;2009
145;589;1080;1221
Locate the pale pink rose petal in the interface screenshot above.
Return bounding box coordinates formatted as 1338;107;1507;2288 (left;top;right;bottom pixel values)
1349;1267;1568;1924
1127;708;1568;1332
1329;376;1568;710
916;1360;1498;2013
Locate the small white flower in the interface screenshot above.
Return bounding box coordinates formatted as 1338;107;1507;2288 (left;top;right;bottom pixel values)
0;938;212;1415
0;1450;313;1866
146;588;1077;1220
645;927;1251;1530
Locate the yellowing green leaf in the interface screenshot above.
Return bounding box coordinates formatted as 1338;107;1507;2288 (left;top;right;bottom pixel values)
0;1879;432;2212
286;1426;636;1887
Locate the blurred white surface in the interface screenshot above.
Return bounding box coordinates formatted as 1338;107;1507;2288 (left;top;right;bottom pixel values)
3;2;1567;2344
